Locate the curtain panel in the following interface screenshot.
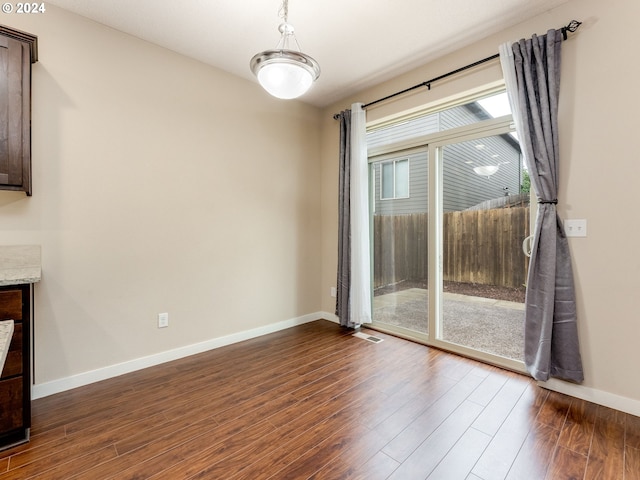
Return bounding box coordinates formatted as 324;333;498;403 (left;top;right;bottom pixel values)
336;109;351;325
336;104;372;328
500;30;584;382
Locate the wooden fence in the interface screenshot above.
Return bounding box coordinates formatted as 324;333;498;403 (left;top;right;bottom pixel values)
373;207;530;289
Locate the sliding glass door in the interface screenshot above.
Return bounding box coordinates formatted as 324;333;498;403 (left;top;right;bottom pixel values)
368;90;528;371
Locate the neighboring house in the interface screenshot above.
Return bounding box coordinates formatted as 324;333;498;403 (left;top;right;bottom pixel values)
368;101;522;214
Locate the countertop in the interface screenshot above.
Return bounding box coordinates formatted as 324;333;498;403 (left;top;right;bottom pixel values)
0;245;41;286
0;320;14;373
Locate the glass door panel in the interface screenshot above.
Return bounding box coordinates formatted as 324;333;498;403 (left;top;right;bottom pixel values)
437;134;528;362
370;149;428;336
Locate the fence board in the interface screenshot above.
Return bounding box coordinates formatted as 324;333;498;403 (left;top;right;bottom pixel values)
373;207;530;289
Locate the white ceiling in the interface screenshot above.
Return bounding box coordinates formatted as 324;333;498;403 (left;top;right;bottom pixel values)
46;0;570;107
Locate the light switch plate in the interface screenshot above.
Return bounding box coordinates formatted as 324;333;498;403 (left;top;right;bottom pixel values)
564;219;587;237
158;312;169;328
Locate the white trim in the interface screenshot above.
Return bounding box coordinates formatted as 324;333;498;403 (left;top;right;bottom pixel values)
31;312;324;399
539;379;640;417
322;312;339;324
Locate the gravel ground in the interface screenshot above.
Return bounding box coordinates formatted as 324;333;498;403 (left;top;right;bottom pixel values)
375;280;526;303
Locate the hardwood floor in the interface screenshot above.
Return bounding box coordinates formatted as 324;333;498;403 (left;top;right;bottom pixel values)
0;319;638;479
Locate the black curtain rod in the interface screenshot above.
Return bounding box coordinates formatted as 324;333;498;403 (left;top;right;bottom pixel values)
333;20;581;119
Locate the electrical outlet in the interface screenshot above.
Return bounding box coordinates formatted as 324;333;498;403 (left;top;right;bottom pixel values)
330;287;337;298
564;219;587;237
158;312;169;328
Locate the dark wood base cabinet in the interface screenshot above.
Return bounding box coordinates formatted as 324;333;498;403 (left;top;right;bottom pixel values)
0;284;31;450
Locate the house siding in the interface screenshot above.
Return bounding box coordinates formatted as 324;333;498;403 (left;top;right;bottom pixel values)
369;103;522;213
442;134;521;211
367;114;440;150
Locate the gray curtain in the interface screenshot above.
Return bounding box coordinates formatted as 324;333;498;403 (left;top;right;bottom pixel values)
336;110;352;327
512;30;583;382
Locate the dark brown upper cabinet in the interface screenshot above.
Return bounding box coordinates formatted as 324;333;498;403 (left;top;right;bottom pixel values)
0;26;37;196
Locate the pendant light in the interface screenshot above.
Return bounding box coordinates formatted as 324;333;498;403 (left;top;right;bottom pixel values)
250;0;320;99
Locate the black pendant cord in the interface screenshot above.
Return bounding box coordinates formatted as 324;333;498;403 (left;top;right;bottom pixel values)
333;20;581;119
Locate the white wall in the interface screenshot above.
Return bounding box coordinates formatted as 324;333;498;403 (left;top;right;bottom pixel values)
321;0;640;413
0;5;323;391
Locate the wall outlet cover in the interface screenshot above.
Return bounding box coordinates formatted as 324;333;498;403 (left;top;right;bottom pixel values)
564;219;587;237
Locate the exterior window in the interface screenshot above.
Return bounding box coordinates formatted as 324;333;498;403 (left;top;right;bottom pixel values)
381;159;409;200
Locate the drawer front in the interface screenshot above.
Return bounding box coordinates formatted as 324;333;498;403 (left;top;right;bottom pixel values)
0;377;23;432
0;291;22;322
1;323;22;378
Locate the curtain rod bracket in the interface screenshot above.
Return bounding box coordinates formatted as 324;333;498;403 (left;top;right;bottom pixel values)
561;19;582;40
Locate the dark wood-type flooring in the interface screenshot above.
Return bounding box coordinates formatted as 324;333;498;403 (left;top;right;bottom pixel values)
0;320;639;479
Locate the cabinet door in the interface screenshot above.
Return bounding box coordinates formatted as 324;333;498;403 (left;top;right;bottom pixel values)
0;290;22;321
0;288;24;378
0;377;22;432
0;285;30;448
0;35;31;194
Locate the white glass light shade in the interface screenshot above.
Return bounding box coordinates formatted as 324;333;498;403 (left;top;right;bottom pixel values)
257;60;313;99
473;165;500;177
251;49;320;99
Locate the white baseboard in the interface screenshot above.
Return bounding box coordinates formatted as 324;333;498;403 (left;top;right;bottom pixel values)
32;312;325;400
321;312;339;324
538;378;640;417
